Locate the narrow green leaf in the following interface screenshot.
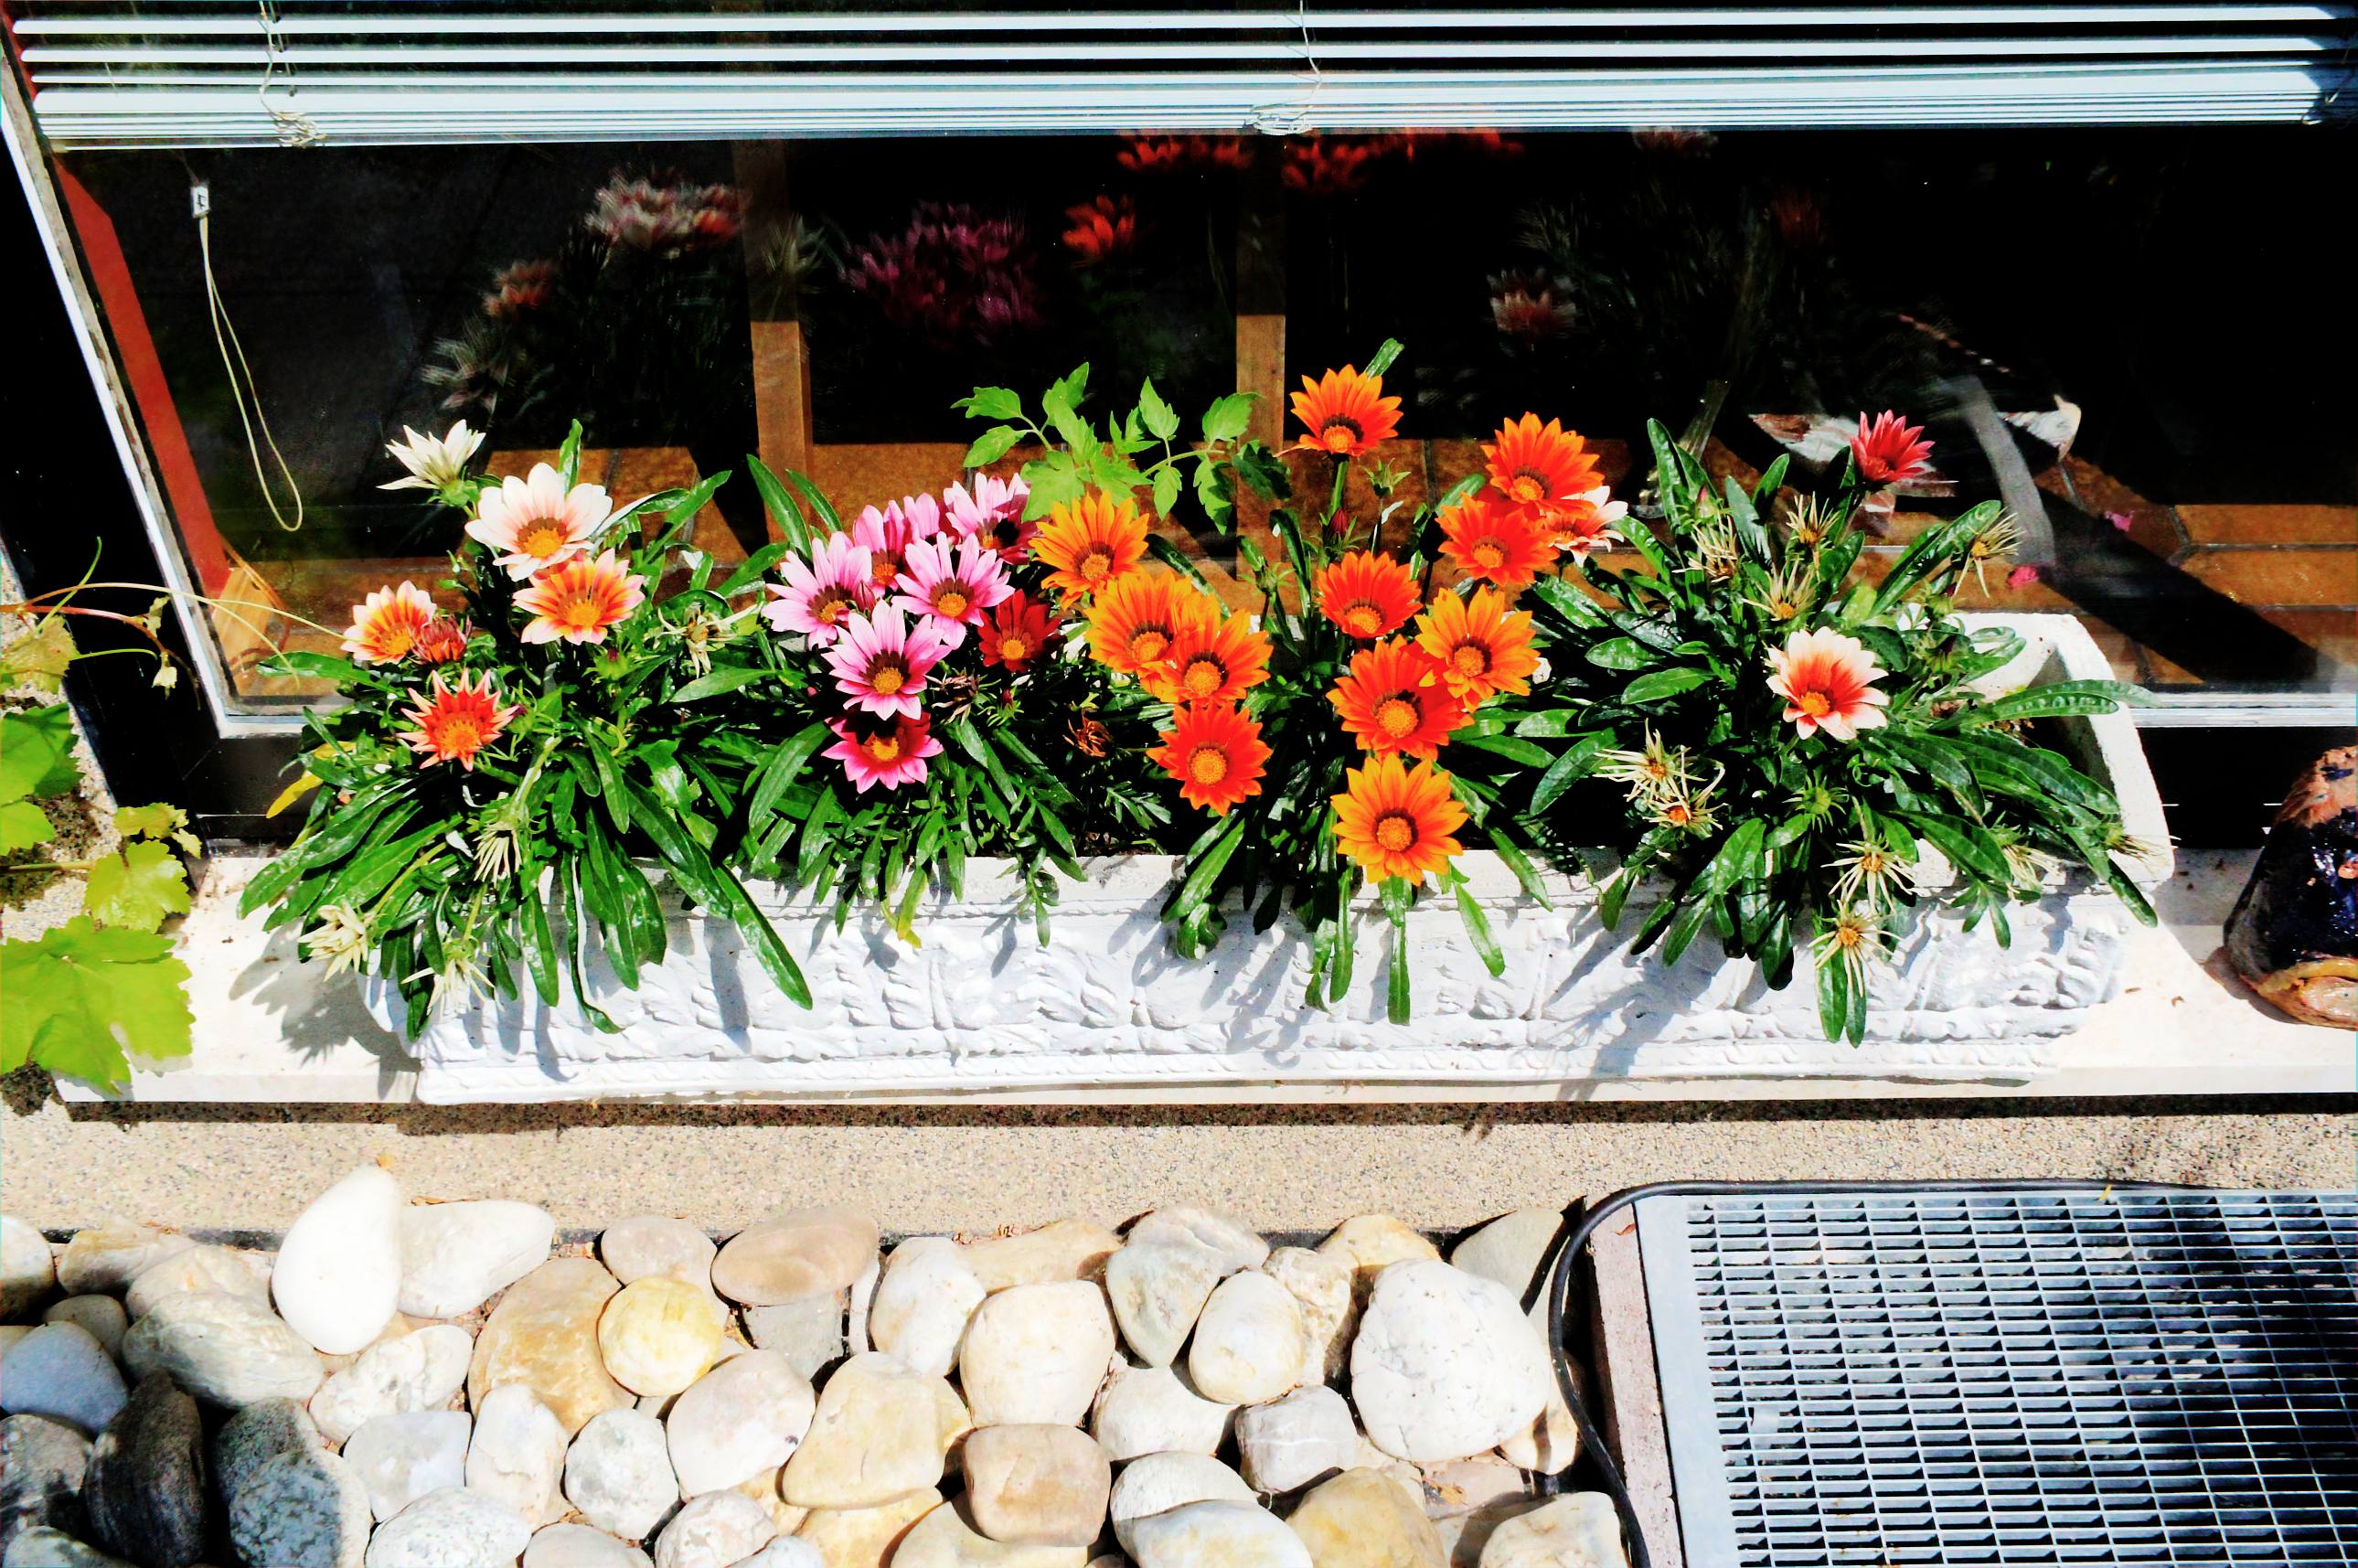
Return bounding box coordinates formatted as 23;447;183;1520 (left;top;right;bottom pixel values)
1454;884;1505;977
1145;535;1209;589
750;721;837;837
744;456;814;550
1451;732;1552;769
1621;667;1713;703
1364;338;1404;378
1584;637;1659;671
669;667;769;704
1529;731;1611;814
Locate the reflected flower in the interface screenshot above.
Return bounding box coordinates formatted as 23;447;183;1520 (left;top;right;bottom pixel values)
1488;271;1577;343
1062;195;1140;266
482;260;558;320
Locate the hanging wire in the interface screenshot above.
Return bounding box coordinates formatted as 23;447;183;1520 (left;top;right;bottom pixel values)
255;0;324;147
197;184;306;533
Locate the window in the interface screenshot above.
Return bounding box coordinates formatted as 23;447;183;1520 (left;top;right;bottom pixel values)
8;4;2353;742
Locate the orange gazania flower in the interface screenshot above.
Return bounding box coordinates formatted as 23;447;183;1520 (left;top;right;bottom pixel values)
978;592;1060;673
341;581;437;665
1148;703;1272;816
400;670;521;771
1414;586;1539;705
411;617;472;667
1437;494;1552;590
1086;569;1211;677
1315;551;1421;640
1331;753;1467;885
513;549;646;645
1328;638;1470;761
1482;414;1602;509
1289;366;1402;458
1147;613;1272;707
1032;491;1150;601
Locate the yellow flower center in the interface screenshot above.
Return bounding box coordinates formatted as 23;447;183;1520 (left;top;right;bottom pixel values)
1665;803;1692;827
1374;697;1420;739
934;588;971;619
868;735;902;763
815;590;855;624
1798;690;1831;719
560;594;605;631
870;666;907;696
1833;923;1864;950
520;520;568;559
1344;603;1383;636
1079;549;1113;582
1181;658;1225;700
1318;417;1362;453
1374;813;1416;853
1128;630;1169;664
1189;745;1231;785
1472;539;1507;571
999;635;1030;663
435;717;484;754
1509;475;1544;504
872;555;904;588
1451;643;1489;679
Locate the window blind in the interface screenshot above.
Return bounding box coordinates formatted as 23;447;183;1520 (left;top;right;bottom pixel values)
13;4;2355;148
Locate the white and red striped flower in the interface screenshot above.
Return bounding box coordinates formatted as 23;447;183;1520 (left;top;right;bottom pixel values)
465;463;613;581
1766;627;1889;741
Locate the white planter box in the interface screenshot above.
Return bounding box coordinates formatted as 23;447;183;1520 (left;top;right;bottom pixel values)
400;614;2170;1104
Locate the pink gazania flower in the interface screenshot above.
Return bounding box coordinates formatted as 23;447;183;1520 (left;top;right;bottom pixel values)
1766;626;1889;742
823;604;956;720
400;670;521;771
1850;411;1934;488
892;537;1013;648
850;495;944;594
825;711;944;794
944;472;1036;563
763;532;878;646
341;581;438;665
513;549;646;645
2006;563;2042;590
465;463;614;581
1550;485;1629;560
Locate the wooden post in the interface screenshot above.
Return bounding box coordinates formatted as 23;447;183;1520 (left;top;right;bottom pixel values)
734;142;815;531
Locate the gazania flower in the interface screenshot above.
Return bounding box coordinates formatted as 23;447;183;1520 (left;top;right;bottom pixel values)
1331;754;1467;885
978;592;1060;672
1087;570;1211;677
1149;703;1271;816
763;531;878;646
1851;411;1934;487
850;495;944;593
944;473;1035;563
1547;486;1627;560
1290;366;1402;458
1032;491;1150;600
1328;638;1469;761
399;669;521;771
893;537;1013;647
513;549;646;645
1315;551;1421;640
1414;587;1538;705
341;581;438;664
824;605;956;720
379;421;484;495
825;711;944;794
465;463;613;581
1147;613;1272;707
1061;195;1139;266
411;616;472;667
1766;626;1889;741
1813;905;1883;987
1832;827;1920;910
1482;414;1602;509
1437;494;1552;590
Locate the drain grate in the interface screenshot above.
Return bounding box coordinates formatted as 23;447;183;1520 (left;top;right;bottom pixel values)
1637;1188;2358;1565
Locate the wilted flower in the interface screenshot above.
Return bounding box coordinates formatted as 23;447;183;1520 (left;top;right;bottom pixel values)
1812;905;1883;986
304;905;371;977
1831;827;1918;909
1965;510;2023;593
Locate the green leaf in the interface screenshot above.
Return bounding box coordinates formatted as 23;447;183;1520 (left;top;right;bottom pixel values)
1621;667;1714;704
624;781;810;1008
1584;637;1659;671
82;841;190;933
1137;378;1180;442
0;917;192;1089
1200;392;1256;444
256;649;381;688
557;421;585;486
1529;731;1611;813
1041;382;1094;454
1528;574;1608;630
1904;813;2012;883
1163;813;1248;923
1695;817;1766;895
1151;464;1183;521
1232;443;1292;502
1454;883;1505;977
1382;879;1413;1024
114;802;198;857
744;456;815;550
0;615;76;694
1145;535;1210;590
1484;828;1553;908
1;708;79;801
661;472;730;528
955;386;1023;421
1019;457;1088;519
1451;732;1552;769
963;425;1024;470
719;542;795;597
522;864;561;1006
1363;338;1404;378
669;667;770;704
1814;922;1852;1044
0;801;54;852
1961;680;2145;725
750;721;837;837
1193;456;1236;532
1047;364;1091;416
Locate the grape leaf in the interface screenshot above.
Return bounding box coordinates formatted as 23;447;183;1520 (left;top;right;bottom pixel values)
0;616;77;693
83;841;192;933
115;802;202;857
0;917;194;1088
1;708;80;801
0;801;52;853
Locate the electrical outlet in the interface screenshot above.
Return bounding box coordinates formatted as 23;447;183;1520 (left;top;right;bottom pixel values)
189;181;211;219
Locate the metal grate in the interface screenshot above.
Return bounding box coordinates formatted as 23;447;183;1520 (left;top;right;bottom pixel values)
1638;1189;2358;1565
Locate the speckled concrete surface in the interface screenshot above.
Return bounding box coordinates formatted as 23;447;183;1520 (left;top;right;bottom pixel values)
2;1091;2347;1233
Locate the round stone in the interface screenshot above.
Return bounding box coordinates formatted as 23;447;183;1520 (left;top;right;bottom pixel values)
469;1259;631;1437
1090;1361;1232;1462
55;1223;192;1297
1447;1211;1563;1309
867;1240;983;1381
1237;1385;1359;1494
1126;1500;1311;1568
1107;1453;1254;1557
400;1201;557;1320
310;1323;474;1446
731;1541;824;1568
3;1528;130;1568
0;1414;91;1558
741;1296;844;1381
227;1444;372;1568
650;1490;775;1568
1315;1218;1438;1309
123;1245;271;1321
889;1499;1092;1567
1187;1271;1306;1405
598;1218;716;1295
961;1425;1110;1548
211;1396;328;1501
37;1298;123;1362
367;1487;534;1568
346;1410;471;1522
960;1221;1119;1294
274;1165;405;1355
1260;1248;1356;1389
788;1488;939;1568
598;1280;722;1398
564;1409;678;1542
1474;1493;1627;1568
1498;1359;1584;1477
0;1324;125;1435
1285;1468;1446;1568
1123;1209;1267;1275
467;1383;569;1527
1;1219;56;1321
957;1283;1115;1428
779;1353;946;1509
664;1350;816;1497
526;1524;653;1568
122;1291;323;1408
1103;1242;1224;1370
81;1372;207;1568
710;1211;877;1308
1350;1262;1549;1464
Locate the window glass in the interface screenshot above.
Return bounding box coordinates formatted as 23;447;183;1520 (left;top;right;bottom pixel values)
38;126;2355;715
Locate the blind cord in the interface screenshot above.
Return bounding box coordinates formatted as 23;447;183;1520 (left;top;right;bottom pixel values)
196;186;305;534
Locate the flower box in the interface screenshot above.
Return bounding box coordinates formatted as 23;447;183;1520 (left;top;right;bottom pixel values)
390;613;2169;1103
